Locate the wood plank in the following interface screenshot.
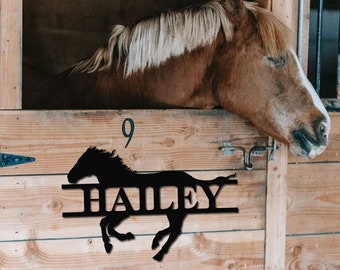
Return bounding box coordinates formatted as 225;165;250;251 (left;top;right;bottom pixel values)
0;169;266;268
0;171;265;241
0;0;22;109
265;141;288;270
286;234;340;269
271;0;299;49
287;162;340;235
0;110;268;175
0;231;264;269
288;113;340;163
300;0;311;72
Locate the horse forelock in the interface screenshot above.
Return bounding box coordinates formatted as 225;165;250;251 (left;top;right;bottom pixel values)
245;2;291;59
73;0;233;77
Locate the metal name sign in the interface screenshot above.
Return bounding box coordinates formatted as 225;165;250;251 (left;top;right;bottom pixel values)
62;147;239;261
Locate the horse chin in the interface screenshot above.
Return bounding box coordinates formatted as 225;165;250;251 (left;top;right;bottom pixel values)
290;130;327;159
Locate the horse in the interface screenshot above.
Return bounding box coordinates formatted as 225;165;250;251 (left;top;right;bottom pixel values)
67;147;238;261
23;0;331;159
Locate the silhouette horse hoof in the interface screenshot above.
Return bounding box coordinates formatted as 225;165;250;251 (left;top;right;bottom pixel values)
151;239;160;250
104;243;113;253
153;252;164;262
124;232;135;240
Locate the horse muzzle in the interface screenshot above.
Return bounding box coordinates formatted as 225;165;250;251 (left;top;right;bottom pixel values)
290;118;330;159
67;170;79;183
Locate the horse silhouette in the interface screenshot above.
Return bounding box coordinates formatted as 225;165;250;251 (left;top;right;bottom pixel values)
67;147;238;261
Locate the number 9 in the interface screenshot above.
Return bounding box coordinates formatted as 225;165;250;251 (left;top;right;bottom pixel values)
122;118;135;148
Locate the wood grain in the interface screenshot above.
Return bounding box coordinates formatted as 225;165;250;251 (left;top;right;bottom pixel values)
300;0;311;72
0;171;265;242
287;162;340;235
0;0;22;109
287;114;340;237
0;110;268;175
271;0;299;49
285;114;340;269
286;234;340;269
0;231;265;269
0;170;266;269
265;141;288;270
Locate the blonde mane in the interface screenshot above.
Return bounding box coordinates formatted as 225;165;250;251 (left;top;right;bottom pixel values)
73;0;290;77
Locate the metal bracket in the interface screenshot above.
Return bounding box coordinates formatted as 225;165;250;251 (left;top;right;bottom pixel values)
221;140;278;170
0;153;35;168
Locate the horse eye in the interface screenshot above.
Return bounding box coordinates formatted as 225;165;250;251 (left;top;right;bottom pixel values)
267;56;286;68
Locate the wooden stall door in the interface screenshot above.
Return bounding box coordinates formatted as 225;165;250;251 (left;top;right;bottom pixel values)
0;109;287;269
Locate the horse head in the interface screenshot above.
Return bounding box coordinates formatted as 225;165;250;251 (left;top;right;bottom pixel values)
68;147;101;183
68;147;132;185
215;0;330;159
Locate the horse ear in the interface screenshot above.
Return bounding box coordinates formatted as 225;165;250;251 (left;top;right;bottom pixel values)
225;0;246;24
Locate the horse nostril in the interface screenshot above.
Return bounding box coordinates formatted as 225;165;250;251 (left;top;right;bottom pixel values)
318;120;330;141
320;124;325;137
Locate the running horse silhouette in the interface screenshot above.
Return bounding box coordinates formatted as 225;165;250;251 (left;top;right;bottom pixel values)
23;0;330;159
67;147;238;261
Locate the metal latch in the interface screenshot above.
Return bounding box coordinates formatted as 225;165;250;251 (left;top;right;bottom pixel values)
221;140;278;170
0;153;35;168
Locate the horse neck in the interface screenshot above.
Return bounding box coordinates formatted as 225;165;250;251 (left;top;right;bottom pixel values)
105;33;224;109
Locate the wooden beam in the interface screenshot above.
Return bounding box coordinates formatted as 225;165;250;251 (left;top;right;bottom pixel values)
0;110;267;175
300;0;311;72
265;140;288;270
264;2;297;268
0;0;22;109
271;0;299;50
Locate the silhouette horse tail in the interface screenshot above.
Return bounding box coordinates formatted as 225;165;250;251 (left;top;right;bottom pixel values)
210;173;237;185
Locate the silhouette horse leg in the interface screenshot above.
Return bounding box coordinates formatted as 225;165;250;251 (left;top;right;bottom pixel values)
152;212;186;261
100;212;134;253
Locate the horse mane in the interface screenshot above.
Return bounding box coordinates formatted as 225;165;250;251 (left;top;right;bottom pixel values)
87;147;135;175
73;0;290;77
73;0;233;76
